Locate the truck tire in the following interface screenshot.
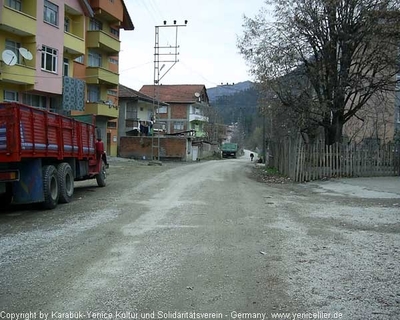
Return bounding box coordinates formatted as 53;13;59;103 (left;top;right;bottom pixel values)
57;163;74;203
42;165;59;210
96;161;107;187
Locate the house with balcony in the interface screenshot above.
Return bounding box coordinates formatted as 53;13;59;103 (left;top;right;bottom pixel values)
139;84;210;138
117;84;168;138
113;84;217;161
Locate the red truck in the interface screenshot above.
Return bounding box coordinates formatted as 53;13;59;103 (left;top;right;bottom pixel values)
0;102;108;209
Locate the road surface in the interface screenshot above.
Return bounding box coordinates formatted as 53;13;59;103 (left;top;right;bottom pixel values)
0;154;399;319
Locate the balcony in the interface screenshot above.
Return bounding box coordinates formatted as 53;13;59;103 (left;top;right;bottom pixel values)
89;0;123;23
0;4;36;36
85;102;118;118
195;130;207;138
86;67;119;86
0;64;35;85
189;113;209;122
64;32;85;55
86;30;120;54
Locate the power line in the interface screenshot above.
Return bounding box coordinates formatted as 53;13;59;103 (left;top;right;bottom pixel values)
148;0;164;21
137;0;158;24
119;61;153;72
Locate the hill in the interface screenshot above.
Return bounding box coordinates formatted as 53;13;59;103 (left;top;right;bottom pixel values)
207;81;254;102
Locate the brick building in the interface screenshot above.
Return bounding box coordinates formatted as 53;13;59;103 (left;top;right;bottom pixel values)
139;84;210;137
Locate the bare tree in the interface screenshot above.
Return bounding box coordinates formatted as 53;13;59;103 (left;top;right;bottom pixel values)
238;0;400;144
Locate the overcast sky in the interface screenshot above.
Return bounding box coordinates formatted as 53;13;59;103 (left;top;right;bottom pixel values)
119;0;266;90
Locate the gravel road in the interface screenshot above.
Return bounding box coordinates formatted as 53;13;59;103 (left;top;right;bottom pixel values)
0;154;399;320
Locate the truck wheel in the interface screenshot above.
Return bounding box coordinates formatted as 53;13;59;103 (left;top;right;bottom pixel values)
42;165;59;210
57;163;74;203
96;162;107;187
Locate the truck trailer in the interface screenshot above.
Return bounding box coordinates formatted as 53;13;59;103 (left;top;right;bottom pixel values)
0;102;107;210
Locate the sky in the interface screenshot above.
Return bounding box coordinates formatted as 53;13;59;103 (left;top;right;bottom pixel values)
119;0;266;91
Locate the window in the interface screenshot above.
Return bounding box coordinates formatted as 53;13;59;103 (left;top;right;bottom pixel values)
174;122;185;130
88;50;102;67
63;58;69;76
5;39;20;64
64;17;70;32
126;102;138;119
7;0;21;11
23;94;47;109
87;85;100;103
4;91;18;102
74;55;84;64
109;58;118;65
89;18;102;31
191;105;201;115
110;27;119;37
49;96;60;112
41;45;57;73
44;0;58;26
107;90;117;96
157;106;167;114
107;121;117;129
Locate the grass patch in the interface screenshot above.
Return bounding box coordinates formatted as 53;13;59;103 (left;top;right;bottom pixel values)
252;166;292;184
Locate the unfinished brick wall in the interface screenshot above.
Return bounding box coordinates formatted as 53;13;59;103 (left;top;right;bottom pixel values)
119;136;188;160
170;104;188;119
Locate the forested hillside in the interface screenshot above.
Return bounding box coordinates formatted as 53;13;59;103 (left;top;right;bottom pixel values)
208;82;262;150
209;84;259;125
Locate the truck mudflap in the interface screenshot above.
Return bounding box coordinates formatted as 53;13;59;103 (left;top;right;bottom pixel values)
11;159;44;204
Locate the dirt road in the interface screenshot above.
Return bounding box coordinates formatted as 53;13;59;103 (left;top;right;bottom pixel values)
0;155;399;319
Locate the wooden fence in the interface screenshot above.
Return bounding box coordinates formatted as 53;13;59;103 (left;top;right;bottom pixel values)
269;137;400;182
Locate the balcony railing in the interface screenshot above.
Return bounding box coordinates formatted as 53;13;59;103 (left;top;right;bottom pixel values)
64;32;85;55
86;30;120;54
85;102;118;118
86;67;119;86
0;5;36;36
125;119;139;129
189;113;209;122
0;64;35;85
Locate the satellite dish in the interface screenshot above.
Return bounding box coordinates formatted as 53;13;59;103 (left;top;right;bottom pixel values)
2;50;17;66
194;92;200;98
19;47;33;60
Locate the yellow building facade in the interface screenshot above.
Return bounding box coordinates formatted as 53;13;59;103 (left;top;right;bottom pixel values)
0;0;134;156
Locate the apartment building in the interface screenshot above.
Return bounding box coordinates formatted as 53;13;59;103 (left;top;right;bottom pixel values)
0;0;134;156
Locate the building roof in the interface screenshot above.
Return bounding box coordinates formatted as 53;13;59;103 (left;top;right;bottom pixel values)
121;0;134;30
118;84;168;106
139;85;208;103
78;0;94;17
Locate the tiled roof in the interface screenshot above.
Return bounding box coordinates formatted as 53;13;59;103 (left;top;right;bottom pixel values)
139;84;208;103
118;84;167;105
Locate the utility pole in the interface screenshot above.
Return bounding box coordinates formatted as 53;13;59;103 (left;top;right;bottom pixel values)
262;107;266;164
151;20;188;163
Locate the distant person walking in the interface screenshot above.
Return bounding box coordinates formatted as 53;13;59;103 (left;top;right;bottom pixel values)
250;153;254;161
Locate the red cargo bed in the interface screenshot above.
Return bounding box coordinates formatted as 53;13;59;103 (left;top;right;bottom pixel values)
0;102;96;163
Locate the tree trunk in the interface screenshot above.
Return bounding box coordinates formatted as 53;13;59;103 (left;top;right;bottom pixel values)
325;115;344;145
